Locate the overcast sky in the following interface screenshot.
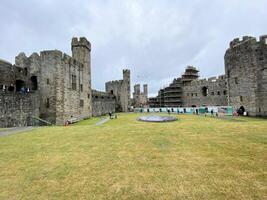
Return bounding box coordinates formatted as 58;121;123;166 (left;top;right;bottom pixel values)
0;0;267;96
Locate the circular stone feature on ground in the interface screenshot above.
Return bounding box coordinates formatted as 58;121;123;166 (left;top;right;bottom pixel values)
137;115;177;122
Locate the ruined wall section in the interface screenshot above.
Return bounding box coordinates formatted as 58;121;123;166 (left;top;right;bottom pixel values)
0;92;39;127
105;69;131;112
0;59;14;89
105;80;123;111
92;90;115;116
225;35;267;116
182;75;227;107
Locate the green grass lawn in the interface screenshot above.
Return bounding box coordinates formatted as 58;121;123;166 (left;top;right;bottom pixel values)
0;114;266;199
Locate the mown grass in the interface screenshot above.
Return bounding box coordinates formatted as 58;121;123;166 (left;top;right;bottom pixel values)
0;113;266;199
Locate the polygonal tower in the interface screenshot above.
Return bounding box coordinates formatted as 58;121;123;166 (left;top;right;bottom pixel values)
122;69;131;112
143;84;148;97
71;37;92;116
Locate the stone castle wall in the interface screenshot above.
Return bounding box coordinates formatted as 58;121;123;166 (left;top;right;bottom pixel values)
0;37;93;127
92;90;116;116
225;35;267;116
0;92;39;127
105;69;131;112
182;75;227;107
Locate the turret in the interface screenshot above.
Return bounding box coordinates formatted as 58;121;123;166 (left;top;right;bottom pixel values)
123;69;130;82
71;37;91;79
134;84;141;95
143;84;148;96
71;37;92;116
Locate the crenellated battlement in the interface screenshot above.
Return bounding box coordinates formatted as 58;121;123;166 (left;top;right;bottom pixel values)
186;75;226;87
105;80;123;85
40;50;63;58
71;37;91;51
229;35;267;48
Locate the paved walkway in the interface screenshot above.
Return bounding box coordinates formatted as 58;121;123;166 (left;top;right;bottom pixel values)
0;117;110;136
96;118;110;126
0;127;34;137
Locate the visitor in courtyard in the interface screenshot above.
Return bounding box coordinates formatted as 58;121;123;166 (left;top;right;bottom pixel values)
211;109;214;117
108;112;112;119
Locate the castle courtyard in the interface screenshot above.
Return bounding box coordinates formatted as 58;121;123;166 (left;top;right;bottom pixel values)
0;113;266;199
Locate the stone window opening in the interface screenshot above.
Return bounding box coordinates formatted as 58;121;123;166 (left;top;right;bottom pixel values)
110;90;114;95
30;76;38;90
46;98;50;108
217;91;221;95
211;92;214;95
259;107;261;113
80;100;84;107
47;79;50;84
202;86;208;96
24;68;28;76
71;75;77;90
235;77;239;84
223;90;227;95
80;84;83;92
15;80;26;92
240;96;243;102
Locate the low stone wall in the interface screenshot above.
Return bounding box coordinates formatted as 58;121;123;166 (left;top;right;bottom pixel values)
92;90;115;116
0;92;40;127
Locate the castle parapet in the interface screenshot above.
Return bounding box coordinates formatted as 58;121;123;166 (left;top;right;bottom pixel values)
71;37;91;51
229;36;257;48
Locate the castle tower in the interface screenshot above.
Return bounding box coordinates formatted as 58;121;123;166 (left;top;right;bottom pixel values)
225;35;267;116
71;37;92;116
122;69;131;112
143;84;148;97
134;84;141;95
